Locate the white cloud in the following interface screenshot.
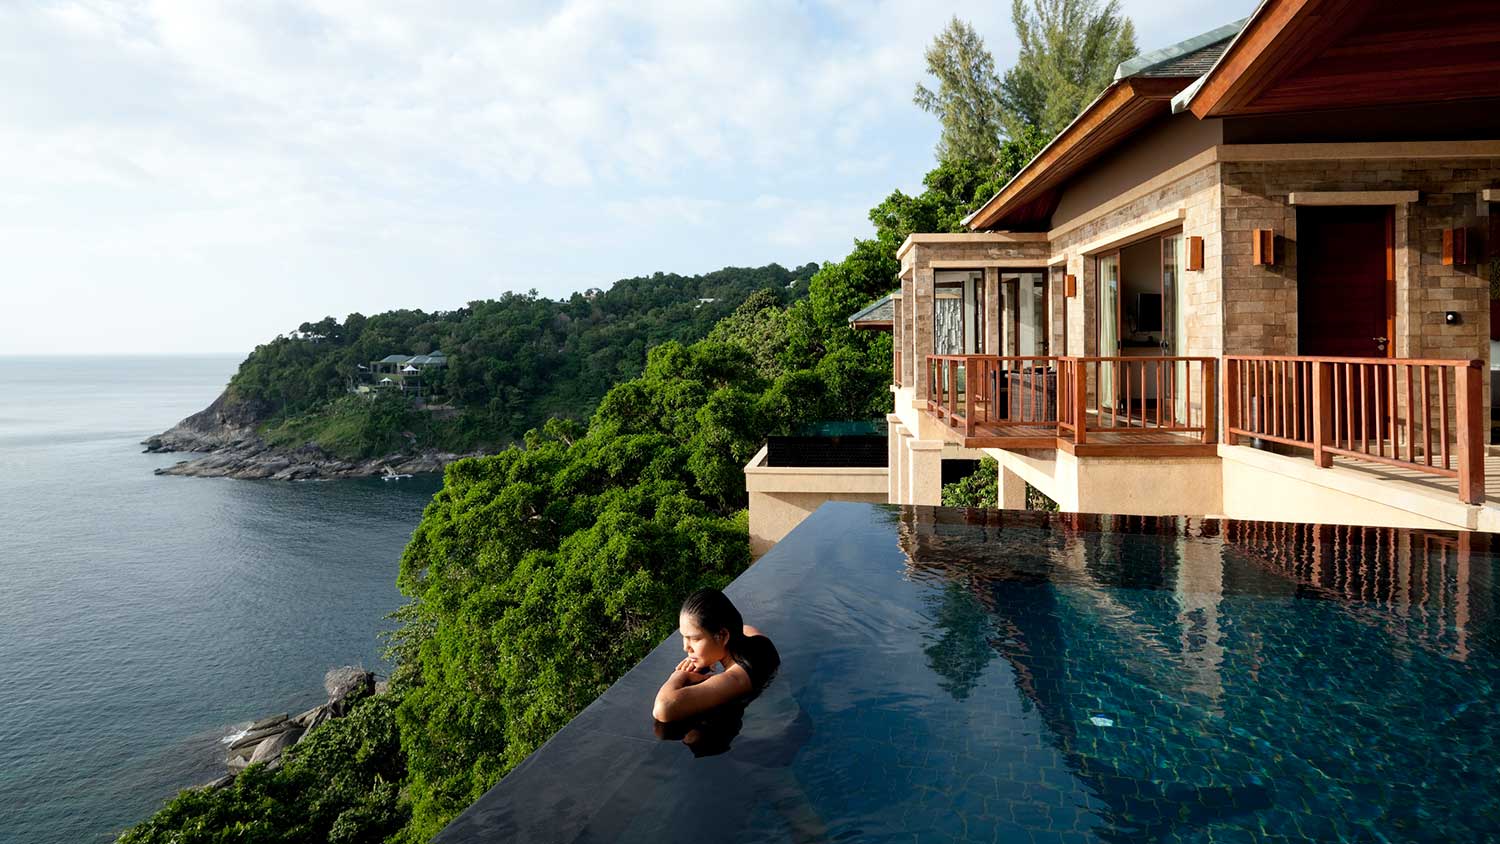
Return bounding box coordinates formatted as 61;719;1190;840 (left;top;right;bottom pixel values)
0;0;1254;354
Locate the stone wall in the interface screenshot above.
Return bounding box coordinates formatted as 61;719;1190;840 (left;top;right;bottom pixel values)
1048;162;1224;360
1220;158;1500;365
897;236;1051;399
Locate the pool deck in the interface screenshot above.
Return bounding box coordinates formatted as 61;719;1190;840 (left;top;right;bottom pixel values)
1218;444;1500;532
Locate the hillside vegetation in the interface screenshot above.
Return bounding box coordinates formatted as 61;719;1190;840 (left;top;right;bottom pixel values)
232;264;818;458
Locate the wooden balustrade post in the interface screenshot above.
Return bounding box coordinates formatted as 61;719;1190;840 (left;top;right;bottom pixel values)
948;360;958;426
1072;359;1089;445
1202;360;1217;445
964;360;979;437
1313;360;1332;468
1223;358;1239;445
1455;360;1485;504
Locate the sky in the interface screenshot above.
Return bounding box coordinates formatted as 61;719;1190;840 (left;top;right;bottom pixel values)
0;0;1253;355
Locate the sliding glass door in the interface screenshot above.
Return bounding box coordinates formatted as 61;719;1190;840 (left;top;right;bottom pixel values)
1097;254;1120;407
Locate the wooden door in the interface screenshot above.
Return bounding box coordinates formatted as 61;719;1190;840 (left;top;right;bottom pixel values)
1297;205;1394;441
1297;206;1394;357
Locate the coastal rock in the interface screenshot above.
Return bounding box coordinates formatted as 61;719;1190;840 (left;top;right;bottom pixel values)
142;389;269;453
144;388;479;480
248;727;302;765
227;719;299;751
221;666;386;775
248;713;289;731
150;439;476;480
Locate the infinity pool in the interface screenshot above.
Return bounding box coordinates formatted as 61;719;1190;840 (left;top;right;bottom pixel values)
436;502;1499;843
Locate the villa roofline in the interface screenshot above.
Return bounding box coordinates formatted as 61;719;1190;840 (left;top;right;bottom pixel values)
962;19;1248;233
896;231;1049;260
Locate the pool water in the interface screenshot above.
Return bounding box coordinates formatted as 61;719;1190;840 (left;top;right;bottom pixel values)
436;502;1499;843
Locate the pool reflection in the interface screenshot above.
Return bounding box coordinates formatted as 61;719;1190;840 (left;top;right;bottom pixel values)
896;507;1499;842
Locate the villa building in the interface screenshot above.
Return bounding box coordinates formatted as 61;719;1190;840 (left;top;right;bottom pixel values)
748;0;1500;550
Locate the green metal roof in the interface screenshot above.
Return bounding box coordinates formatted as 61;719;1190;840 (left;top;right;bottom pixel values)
1113;19;1247;81
847;293;895;325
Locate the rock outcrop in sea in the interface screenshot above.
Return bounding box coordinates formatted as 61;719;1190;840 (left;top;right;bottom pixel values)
144;389;476;480
202;667;386;790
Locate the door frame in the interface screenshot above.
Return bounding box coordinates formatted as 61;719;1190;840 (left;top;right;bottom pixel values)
1294;205;1396;358
999;268;1051;357
1093;227;1183;357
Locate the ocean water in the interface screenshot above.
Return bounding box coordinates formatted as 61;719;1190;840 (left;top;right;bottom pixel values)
0;356;442;844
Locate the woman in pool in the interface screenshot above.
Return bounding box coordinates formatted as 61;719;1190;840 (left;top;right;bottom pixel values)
652;587;779;723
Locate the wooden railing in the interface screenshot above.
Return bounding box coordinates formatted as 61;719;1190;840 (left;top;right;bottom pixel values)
927;355;1063;436
1224;356;1484;503
1057;356;1217;445
927;355;1215;444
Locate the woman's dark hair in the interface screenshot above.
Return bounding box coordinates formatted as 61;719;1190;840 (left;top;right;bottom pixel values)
681;587;746;653
681;587;779;691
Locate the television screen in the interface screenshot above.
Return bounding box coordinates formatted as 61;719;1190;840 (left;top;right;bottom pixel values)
1136;292;1162;332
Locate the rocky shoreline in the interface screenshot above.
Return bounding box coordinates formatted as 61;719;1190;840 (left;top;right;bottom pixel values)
143;389;478;480
200;667;384;790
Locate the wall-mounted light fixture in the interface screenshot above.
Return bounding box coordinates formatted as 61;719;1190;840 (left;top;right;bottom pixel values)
1252;229;1275;265
1065;274;1077;298
1442;227;1469;266
1187;236;1204;271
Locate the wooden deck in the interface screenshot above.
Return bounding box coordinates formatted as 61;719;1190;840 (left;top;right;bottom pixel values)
935;417;1217;456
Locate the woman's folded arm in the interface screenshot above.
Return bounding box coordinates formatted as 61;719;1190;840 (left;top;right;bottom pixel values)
652;667;752;723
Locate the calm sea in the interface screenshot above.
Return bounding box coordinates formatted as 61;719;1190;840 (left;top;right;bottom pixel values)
0;356;442;844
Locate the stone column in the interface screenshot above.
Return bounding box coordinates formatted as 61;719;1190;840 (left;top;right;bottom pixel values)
999;462;1027;510
891;296;905;387
984;267;1000;356
914;263;935;400
907;440;944;506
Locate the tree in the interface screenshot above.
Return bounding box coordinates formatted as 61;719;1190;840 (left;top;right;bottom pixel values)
913;17;1008;165
1000;0;1137;140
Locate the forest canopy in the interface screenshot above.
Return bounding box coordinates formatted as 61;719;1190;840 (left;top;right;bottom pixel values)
231;263;819;458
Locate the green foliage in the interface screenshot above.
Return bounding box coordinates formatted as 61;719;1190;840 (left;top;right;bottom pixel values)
942;457;1000;507
941;457;1059;511
118;694;408;844
231;264;817;454
1001;0;1138;139
260;394;423;460
913;17;1008;165
390;367;759;838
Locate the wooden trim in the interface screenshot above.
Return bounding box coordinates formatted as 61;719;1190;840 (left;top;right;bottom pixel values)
1385;209;1395;356
967;77;1194;232
1219;140;1500;162
1075;209;1187;256
1289;191;1420;206
1187;0;1371;119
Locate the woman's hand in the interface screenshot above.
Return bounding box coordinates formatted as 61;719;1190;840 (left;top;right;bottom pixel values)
673;657;713;684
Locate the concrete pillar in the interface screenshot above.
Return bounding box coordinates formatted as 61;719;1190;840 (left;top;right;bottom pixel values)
908;440;944;506
999;462;1027;510
887;416;905;504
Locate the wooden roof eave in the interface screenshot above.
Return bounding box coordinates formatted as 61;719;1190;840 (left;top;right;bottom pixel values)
965;77;1193;232
1186;0;1387;118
